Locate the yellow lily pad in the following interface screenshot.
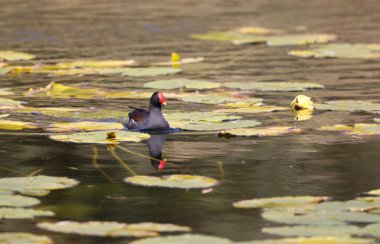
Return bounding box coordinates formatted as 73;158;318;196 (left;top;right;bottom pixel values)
190;31;266;43
0;50;36;61
289;44;380;59
233;196;328;208
38;221;158;237
0;233;52;244
236;26;283;35
50;130;150;144
126;222;191;232
144;79;221;90
0;175;79;196
0;119;36;130
124;175;219;189
224;81;323;91
0;194;40;207
130;234;232;244
220;126;302;137
0;207;54;219
315;100;380;112
46;121;124;132
53;59;136;69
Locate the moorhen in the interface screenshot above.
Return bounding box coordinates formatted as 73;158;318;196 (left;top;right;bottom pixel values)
127;91;170;130
147;134;167;170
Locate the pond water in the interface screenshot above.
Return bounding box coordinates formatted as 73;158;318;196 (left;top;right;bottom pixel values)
1;0;380;243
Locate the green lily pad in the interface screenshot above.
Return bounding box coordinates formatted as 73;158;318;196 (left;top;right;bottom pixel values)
0;233;52;244
124;174;219;189
0;89;14;96
220;126;302;137
262;225;361;237
0;114;9;119
38;221;158;237
0;175;79;196
0;51;36;61
131;234;232;244
216;105;288;114
316;100;380;112
0;207;54;219
0;67;11;75
240;237;373;244
362;222;380;237
120;67;182;77
179;93;263;105
315;198;380;213
0;98;24;109
165;111;241;123
0;194;40;207
262;209;380;225
289;44;380;59
190;31;265;43
374;118;380;123
0;119;36;130
53;60;136;69
318;124;380;135
224;81;323;92
235;34;337;46
180;119;261;131
46;121;125;133
235;26;284;35
126;222;191;232
50;130;150;144
144;79;221;90
233;196;328;208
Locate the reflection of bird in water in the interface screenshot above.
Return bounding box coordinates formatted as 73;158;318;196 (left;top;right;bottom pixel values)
147;133;167;170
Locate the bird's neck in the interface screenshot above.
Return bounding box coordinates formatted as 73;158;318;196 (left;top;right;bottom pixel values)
149;104;162;113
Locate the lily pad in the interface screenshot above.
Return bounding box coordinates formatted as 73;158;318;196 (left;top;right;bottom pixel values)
130;234;232;244
46;121;124;132
233;196;328;208
220;126;302;138
235;26;283;35
180;119;261;131
0;119;36;130
318;124;380;135
38;221;157;237
0;50;36;61
224;81;323;92
53;60;136;69
190;31;265;43
0;233;52;244
124;174;219;189
50;130;150;144
144;79;221;90
216;105;288;114
237;34;337;46
126;222;191;232
0;175;79;196
315;100;380;112
121;67;182;77
374;118;380;123
289;44;380;59
0;98;24;109
241;237;373;244
0;207;54;219
262;225;361;237
0;194;40;207
179;93;263;105
0;89;14;96
165;111;241;123
0;67;10;75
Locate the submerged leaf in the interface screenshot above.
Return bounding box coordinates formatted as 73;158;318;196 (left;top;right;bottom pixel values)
144;79;221;90
50;130;150;144
224;81;323;92
221;127;302;138
38;221;158;237
0;233;52;244
289;44;380;59
0;207;54;219
0;194;40;207
131;234;232;244
233;196;328;208
46;121;124;133
0;50;36;61
124;175;219;189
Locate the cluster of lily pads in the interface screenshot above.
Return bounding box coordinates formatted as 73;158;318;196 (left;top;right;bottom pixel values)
1;24;380;243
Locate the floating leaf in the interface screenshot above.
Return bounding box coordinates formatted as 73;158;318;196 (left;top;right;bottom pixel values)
179;93;263;105
0;89;14;96
144;79;221;90
374;118;380;123
124;175;219;189
0;233;52;244
0;119;36;130
0;207;54;219
38;221;158;237
50;130;150;144
121;67;182;77
289;44;380;59
233;196;328;208
216;105;288;114
0;175;79;196
0;50;36;61
0;194;40;207
165;111;241;123
180;120;261;131
0;114;9;118
126;222;191;232
53;60;136;69
367;189;380;196
235;26;283;35
130;234;232;244
234;34;337;46
318;124;380;135
241;237;373;244
46;121;124;132
224;81;323;92
0;67;11;75
262;225;361;237
155;56;205;66
315;100;380;112
190;31;265;43
221;126;302;138
0;98;24;109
